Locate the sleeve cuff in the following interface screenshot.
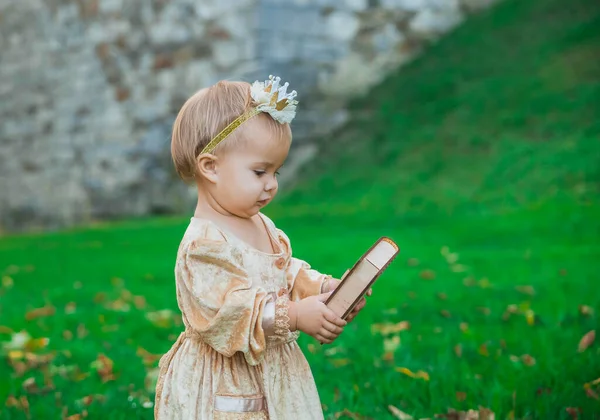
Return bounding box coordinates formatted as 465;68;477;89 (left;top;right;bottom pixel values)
262;297;276;337
320;275;334;293
262;294;291;339
273;294;291;338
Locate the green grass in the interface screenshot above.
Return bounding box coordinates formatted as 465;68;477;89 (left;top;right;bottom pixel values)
2;0;600;418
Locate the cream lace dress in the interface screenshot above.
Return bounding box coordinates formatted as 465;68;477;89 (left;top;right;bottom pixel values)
154;213;329;419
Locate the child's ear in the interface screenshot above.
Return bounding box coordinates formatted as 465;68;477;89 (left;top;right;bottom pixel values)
196;154;219;183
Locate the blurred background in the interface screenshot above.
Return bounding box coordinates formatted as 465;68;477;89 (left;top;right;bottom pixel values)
1;0;599;419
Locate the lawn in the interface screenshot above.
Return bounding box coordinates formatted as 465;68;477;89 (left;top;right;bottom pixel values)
1;0;600;418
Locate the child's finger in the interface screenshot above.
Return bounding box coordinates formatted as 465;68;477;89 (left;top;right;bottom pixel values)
324;309;347;327
319;328;338;341
322;320;343;335
351;298;366;313
316;334;332;344
316;292;333;303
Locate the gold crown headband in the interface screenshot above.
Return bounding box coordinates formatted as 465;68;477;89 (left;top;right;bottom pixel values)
200;75;299;155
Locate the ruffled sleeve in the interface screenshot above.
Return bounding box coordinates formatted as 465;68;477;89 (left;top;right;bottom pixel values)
286;257;331;301
274;226;331;302
176;224;289;365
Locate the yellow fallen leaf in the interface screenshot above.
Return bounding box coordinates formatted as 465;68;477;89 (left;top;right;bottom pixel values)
440;310;452;318
330;358;351;368
525;310;536;326
8;350;25;360
521;354;536;366
90;354;116;383
111;277;124;287
445;253;459;264
516;285;535;296
435;406;495;420
578;330;595;352
454;344;463;358
371;321;410;335
585;387;599;400
134;296;147;309
384;335;401;353
75;394;106;408
579;305;594;317
566;407;581;419
64;302;77;315
146;310;176;328
407;258;420;267
324;346;345;356
101;325;119;333
3;331;31;350
0;325;14;334
5;395;19;407
477;307;491;316
478;343;489;357
463;277;477;287
4;265;20;275
450;264;468;273
93;292;106;303
388;405;413;419
77;324;89;339
104;298;131;312
25;305;56;321
478;278;492;288
2;276;14;288
120;289;133;301
25;337;49;352
333;409;365;419
395;367;429;381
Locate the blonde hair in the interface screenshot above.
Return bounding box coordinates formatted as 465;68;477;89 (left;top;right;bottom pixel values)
171;80;292;182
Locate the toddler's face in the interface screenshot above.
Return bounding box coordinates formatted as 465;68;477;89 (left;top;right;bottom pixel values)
213;119;290;218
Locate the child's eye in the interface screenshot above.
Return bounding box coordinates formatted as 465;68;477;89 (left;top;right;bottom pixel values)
254;170;266;176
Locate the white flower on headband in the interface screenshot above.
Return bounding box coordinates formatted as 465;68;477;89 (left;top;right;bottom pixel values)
250;75;298;124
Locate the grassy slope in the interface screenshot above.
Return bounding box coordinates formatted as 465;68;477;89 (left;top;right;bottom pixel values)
1;0;600;418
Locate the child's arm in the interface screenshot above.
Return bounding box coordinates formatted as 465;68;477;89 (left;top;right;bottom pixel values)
269;226;333;301
286;257;334;302
178;237;293;366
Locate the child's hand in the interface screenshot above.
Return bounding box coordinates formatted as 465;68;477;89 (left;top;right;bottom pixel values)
289;293;347;344
326;276;372;323
322;277;341;293
346;291;371;322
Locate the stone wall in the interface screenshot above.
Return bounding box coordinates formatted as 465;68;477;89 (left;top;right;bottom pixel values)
0;0;499;233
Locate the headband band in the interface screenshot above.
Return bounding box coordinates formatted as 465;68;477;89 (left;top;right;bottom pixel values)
199;75;298;155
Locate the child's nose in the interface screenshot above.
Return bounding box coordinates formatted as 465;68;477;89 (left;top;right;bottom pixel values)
265;176;278;191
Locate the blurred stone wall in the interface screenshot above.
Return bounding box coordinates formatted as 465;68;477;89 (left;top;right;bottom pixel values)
0;0;498;232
